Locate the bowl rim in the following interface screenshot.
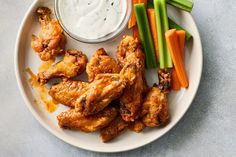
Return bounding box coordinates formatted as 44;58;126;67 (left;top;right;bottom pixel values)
14;0;203;153
54;0;132;44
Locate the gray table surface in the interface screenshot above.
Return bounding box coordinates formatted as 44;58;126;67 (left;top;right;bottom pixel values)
1;0;236;156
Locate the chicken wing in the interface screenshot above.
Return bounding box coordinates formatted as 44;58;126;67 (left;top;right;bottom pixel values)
116;36;147;122
49;80;89;108
49;63;137;112
116;36;142;67
158;69;172;93
129;119;146;133
86;48;121;82
100;116;128;142
57;107;118;132
31;7;66;61
38;49;87;84
75;63;137;116
141;85;170;127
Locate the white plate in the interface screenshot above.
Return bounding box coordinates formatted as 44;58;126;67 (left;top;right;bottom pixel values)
15;0;202;153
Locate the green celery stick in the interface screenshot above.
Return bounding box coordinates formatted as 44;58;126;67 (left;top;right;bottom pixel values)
149;0;193;12
147;1;154;8
154;0;173;69
166;0;193;12
168;18;192;40
134;3;158;69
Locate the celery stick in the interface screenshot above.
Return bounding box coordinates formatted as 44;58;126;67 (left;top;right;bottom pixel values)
147;1;154;8
166;0;193;12
154;0;173;69
134;3;157;69
168;18;192;40
149;0;193;12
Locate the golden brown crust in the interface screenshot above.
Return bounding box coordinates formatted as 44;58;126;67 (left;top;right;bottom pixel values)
116;36;147;122
129;119;146;133
100;116;128;142
57;107;118;132
74;62;138;116
75;74;127;116
49;80;89;108
37;49;87;84
141;86;170;127
86;48;121;82
116;36;142;67
31;7;66;61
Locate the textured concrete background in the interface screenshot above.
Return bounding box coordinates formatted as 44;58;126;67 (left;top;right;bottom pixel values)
0;0;236;156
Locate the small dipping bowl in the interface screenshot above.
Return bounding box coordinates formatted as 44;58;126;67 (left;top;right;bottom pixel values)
55;0;132;44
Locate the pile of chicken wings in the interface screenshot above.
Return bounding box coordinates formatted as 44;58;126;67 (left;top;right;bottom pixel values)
31;7;170;142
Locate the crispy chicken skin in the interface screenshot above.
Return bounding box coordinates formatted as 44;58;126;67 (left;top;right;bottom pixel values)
50;63;137;113
158;69;172;93
75;63;137;116
57;107;118;132
31;7;66;61
119;71;147;122
116;36;142;67
116;36;147;122
129;119;146;133
49;80;89;108
100;116;128;142
75;64;136;115
141;85;170;127
75;74;126;115
37;49;87;84
86;48;121;82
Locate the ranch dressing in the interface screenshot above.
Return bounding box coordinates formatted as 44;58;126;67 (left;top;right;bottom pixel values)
58;0;127;39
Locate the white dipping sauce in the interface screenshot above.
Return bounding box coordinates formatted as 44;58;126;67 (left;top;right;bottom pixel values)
58;0;127;40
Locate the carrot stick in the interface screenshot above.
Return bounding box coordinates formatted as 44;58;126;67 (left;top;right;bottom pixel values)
177;30;185;61
133;25;140;40
138;0;147;5
171;30;185;90
128;0;147;29
166;29;188;88
147;8;159;62
171;69;181;90
128;0;139;29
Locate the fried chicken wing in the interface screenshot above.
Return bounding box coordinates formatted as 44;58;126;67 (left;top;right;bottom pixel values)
75;74;125;115
49;80;89;108
120;71;147;122
31;7;66;61
141;85;170;127
100;116;128;142
38;49;87;84
75;63;137;116
86;48;121;82
129;119;146;133
116;36;147;122
57;107;118;132
49;63;136;112
116;36;142;67
158;69;172;93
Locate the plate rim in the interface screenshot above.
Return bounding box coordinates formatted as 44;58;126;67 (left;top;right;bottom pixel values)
14;0;203;153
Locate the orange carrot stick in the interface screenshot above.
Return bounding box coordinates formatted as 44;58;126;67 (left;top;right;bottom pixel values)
166;29;188;88
171;30;186;90
177;30;186;61
128;0;147;29
128;0;139;29
138;0;147;5
147;8;159;62
171;69;181;90
133;25;140;40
